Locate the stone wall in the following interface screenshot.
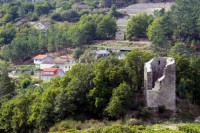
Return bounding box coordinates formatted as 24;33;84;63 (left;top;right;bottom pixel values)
144;57;176;111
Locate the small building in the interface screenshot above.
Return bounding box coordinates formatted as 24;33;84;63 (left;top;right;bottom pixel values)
33;55;54;67
64;62;76;72
40;68;65;81
96;50;110;58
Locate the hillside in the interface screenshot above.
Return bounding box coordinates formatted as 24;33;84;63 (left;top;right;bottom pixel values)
0;0;200;133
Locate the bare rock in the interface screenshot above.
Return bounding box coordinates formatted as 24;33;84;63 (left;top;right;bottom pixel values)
195;116;200;123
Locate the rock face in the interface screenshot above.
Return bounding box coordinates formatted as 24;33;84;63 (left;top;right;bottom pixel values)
195;116;200;123
144;57;176;111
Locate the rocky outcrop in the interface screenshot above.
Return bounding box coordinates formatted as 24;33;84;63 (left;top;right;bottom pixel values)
195;116;200;123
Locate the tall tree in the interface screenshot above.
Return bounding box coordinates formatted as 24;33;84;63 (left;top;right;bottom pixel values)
0;60;15;97
124;49;153;91
126;13;152;40
147;12;174;51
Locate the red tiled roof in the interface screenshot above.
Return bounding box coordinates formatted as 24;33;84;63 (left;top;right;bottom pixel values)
40;68;63;76
33;55;53;60
42;60;65;65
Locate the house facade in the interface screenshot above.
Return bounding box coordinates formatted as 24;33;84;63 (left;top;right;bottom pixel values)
40;61;65;70
33;55;54;66
64;62;76;72
40;68;65;81
40;60;75;72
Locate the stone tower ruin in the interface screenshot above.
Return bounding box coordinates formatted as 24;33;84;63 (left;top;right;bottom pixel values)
144;57;176;110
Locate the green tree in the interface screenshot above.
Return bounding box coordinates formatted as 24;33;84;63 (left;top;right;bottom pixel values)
19;2;34;18
36;88;61;130
89;57;126;116
126;13;152;40
147;13;174;51
109;4;118;17
21;78;31;89
54;91;76;121
169;42;189;56
0;23;16;46
124;49;153;91
172;0;200;39
105;82;131;118
0;60;15;97
96;15;117;40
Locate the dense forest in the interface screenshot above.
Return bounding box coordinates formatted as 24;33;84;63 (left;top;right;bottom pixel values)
0;0;200;132
0;49;200;132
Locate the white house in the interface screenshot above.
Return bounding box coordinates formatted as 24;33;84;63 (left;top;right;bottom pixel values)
40;68;65;81
33;55;54;67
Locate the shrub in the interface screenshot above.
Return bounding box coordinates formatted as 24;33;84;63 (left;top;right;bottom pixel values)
73;48;84;59
101;125;132;133
140;107;150;117
31;14;39;21
51;12;62;21
158;105;166;114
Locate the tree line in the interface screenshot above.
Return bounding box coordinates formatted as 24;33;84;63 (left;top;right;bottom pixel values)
0;49;153;132
0;13;117;62
1;49;200;132
0;0;136;24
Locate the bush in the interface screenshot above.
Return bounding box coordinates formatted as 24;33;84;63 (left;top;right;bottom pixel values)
101;125;132;133
51;12;62;21
31;14;39;21
73;48;84;59
61;11;79;22
21;78;31;89
139;107;150;117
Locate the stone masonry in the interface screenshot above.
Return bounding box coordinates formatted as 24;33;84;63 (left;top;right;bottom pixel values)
144;57;176;110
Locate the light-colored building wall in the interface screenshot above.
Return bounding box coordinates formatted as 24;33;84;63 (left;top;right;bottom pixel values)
40;64;55;69
144;57;176;111
40;76;51;81
34;57;54;65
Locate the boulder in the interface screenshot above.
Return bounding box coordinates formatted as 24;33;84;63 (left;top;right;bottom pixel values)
195;116;200;123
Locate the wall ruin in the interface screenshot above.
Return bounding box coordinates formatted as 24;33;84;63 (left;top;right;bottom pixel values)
144;57;176;110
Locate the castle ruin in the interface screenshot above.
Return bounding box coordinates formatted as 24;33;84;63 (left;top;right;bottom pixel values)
144;57;176;111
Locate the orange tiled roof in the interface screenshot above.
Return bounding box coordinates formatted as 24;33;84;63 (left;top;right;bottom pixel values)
33;55;53;60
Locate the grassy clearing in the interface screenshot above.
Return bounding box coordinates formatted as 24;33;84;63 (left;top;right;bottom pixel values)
90;40;152;51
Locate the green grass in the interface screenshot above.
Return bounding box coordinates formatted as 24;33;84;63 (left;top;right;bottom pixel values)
49;119;198;133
